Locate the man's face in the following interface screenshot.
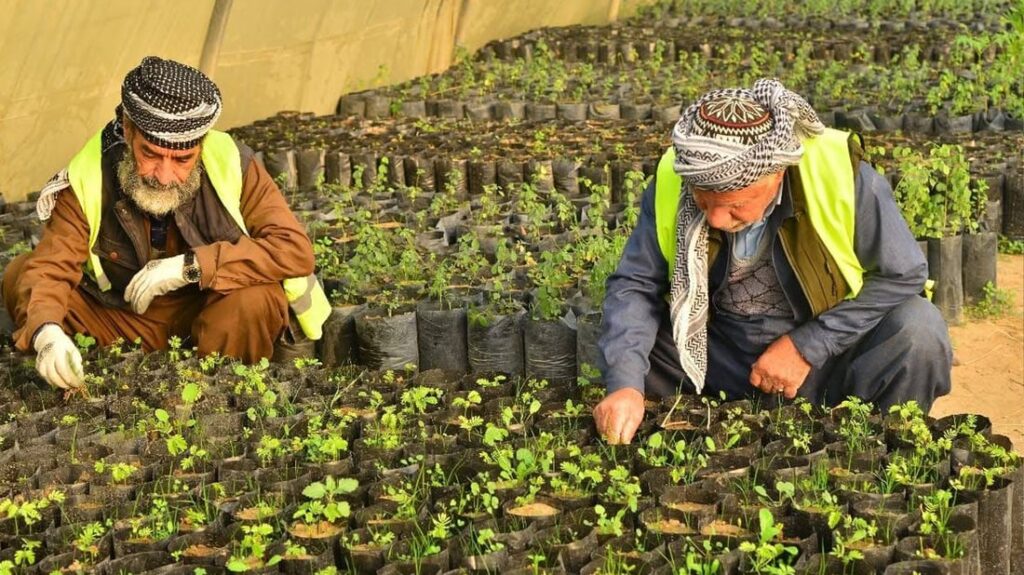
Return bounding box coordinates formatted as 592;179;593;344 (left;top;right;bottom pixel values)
692;171;785;233
119;121;204;216
126;122;201;186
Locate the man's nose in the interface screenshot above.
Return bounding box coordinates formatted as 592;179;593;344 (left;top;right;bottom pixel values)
704;206;733;230
153;160;178;186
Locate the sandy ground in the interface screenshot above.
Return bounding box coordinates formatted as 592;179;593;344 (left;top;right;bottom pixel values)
931;254;1024;448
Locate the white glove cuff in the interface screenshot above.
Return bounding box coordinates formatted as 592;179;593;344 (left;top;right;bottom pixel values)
33;323;67;352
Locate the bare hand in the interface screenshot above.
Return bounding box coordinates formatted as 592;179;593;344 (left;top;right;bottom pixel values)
750;334;811;399
593;387;645;444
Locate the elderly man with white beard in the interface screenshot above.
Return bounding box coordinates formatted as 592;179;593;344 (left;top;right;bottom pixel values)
2;56;330;391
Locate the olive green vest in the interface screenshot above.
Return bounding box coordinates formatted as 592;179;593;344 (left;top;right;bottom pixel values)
66;129;331;340
654;128;865;317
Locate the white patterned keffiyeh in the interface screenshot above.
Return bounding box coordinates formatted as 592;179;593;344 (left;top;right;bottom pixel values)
668;78;824;394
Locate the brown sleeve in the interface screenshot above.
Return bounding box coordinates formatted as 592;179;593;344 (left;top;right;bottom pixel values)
193;157;315;292
12;190;90;351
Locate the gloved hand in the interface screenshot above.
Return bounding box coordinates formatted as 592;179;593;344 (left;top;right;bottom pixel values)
33;324;84;390
124;254;189;314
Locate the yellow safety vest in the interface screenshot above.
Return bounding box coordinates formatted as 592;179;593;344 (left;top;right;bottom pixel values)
654;128;865;307
66;129;331;340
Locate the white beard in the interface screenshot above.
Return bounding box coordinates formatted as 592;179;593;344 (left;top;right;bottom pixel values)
117;151;202;217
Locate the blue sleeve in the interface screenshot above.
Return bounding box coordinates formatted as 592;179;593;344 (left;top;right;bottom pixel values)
788;161;928;367
598;179;671;394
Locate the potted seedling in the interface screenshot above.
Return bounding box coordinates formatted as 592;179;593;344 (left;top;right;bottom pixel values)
447;478;501;524
385;513;454;575
289;476;359;542
545;446;603;509
0;490;65;537
824;514;895;574
342;527;398;575
895;489;973;568
637;433;710;492
737;509;799;575
458;524;509;572
226;522;282;573
114;497;177;556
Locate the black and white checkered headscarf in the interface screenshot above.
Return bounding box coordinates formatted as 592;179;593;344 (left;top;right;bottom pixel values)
37;57;222;220
666;78;824;395
121;56;222;150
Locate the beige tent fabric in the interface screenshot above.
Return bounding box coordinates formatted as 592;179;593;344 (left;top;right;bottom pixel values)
0;0;654;202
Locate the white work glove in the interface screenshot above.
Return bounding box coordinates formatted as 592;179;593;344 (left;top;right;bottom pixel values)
124;255;189;314
33;324;84;390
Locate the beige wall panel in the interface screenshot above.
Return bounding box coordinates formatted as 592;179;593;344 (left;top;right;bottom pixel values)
0;0;213;202
455;0;614;52
1;0;657;201
213;0;461;128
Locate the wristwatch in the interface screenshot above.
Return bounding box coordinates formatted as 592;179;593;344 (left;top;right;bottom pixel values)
183;250;202;284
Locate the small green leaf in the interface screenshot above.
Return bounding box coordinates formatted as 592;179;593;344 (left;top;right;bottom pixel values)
336;478;359;493
302;482;326;500
181;383;201;404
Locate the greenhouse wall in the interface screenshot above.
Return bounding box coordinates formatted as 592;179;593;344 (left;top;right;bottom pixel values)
0;0;654;202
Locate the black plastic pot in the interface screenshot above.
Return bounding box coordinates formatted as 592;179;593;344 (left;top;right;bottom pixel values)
969;476;1013;575
525;159;555;194
364;94;392;119
277;538;336;575
524;315;577;385
467;159;497;196
496;159;525;190
551;158;581;196
493;101;526;121
960;232;997;304
882;559;959;574
399;100;427;118
356;309;420;371
379;546;450;575
575;311;603;380
104;550;174;574
587;102;621;120
533;523;596;573
296;148;325;191
935;113;975;135
166;528;231;567
465;100;494;121
525;103;557;121
416;301;469;373
903;112;935;135
404;154;438;194
1003;159;1024;239
263;148;298;190
894;533;974;573
927;235;964;325
621;103;652;121
557;102;588;122
467;309;525;377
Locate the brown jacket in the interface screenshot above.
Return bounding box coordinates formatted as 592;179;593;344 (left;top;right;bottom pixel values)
11;140;315;351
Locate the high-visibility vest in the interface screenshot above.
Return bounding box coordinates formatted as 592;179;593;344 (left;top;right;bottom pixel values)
66;129;331;340
654;128;865;312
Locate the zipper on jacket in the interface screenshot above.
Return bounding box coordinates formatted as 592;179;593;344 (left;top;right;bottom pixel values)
778;215;817;316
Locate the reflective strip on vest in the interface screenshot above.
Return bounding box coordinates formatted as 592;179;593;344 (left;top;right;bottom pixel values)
65;128;331;340
654;128;864;299
66;131;111;291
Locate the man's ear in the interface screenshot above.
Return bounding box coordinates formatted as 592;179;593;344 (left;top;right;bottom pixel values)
122;115;134;143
